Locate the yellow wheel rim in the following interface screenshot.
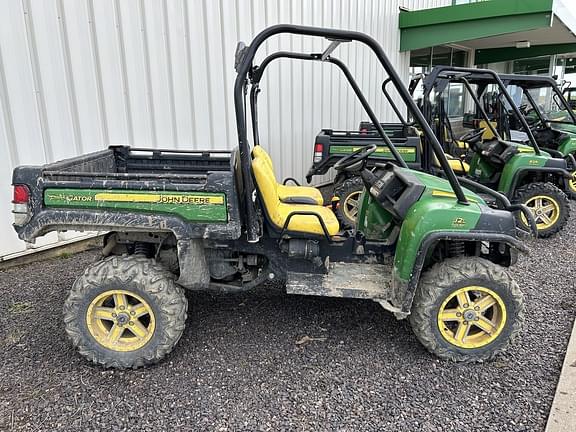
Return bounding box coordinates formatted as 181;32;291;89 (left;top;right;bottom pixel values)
86;290;155;352
520;195;560;231
569;171;576;193
437;286;507;349
342;191;362;222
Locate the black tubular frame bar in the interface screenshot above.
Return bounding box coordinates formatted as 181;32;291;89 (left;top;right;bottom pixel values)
422;66;542;155
250;51;408;166
234;25;469;242
381;78;411;126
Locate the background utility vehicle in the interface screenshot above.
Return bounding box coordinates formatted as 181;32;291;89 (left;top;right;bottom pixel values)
12;25;531;369
451;74;576;199
415;67;571;238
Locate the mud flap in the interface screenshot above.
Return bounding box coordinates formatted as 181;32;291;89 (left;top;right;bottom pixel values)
176;239;210;289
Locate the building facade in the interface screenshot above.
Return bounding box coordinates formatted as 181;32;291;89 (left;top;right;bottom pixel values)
1;0;575;260
0;0;450;260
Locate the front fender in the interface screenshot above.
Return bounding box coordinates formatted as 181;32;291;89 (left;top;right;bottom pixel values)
391;231;526;317
390;196;524;316
498;153;551;194
558;136;576;157
392;198;483;283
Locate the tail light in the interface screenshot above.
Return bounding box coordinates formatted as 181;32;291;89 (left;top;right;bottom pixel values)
313;143;323;163
12;184;31;226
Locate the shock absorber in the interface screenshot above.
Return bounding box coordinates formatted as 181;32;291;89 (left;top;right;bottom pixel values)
447;241;465;257
133;242;154;257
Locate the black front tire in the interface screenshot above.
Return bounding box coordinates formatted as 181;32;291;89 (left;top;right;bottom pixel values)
514;182;569;238
63;255;187;369
410;257;524;362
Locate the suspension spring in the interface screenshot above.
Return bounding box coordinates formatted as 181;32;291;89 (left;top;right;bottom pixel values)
447;241;465;257
133;242;154;257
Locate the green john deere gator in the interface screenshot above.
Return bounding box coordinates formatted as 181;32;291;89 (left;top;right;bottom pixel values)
12;25;533;369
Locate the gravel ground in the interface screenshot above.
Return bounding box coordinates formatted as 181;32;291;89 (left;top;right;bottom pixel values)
1;206;575;432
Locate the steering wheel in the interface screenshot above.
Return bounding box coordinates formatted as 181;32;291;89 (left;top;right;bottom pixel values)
458;128;485;144
333;144;377;172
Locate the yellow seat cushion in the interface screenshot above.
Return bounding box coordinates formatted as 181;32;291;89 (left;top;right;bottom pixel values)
277;184;324;204
448;158;469;174
433;153;470;174
252;146;324;205
251;157;339;236
478;120;497;140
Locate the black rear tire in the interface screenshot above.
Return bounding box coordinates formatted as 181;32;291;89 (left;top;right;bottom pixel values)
63;255;187;369
513;182;569;238
333;176;364;228
410;257;524;362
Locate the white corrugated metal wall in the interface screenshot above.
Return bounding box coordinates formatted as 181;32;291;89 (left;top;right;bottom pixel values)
0;0;450;259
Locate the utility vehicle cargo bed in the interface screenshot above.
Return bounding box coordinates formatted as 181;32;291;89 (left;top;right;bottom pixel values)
12;146;243;242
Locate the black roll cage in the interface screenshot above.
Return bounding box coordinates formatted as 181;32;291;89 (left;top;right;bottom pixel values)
421;66;542;156
496;74;576;126
233;25;470;242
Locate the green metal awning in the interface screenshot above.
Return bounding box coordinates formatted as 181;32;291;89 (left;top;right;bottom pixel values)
399;0;576;64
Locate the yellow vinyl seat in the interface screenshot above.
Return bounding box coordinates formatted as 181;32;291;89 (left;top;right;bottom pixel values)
251;156;339;236
418;133;469;174
454;140;469;150
252;146;324;205
433;153;470;174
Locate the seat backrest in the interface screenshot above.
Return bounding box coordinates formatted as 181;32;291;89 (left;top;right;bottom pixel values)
251;156;280;220
252;146;276;177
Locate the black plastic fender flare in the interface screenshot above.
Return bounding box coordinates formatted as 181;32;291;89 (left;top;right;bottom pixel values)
396;231;526;316
507;167;573;197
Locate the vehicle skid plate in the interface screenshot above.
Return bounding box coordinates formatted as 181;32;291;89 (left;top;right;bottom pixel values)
286;261;395;302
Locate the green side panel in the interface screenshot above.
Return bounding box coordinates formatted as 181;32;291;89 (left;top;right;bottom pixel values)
44;188;228;222
498;153;551;193
357;192;395;240
475;43;576;65
329;145;417;163
468;154;498;184
355;168;484;282
407;169;486;204
394;191;482;282
398;0;553;52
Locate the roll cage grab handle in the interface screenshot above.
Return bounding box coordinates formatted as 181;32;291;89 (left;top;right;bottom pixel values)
249;51;407;164
234;25;470;241
422;66;541;155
